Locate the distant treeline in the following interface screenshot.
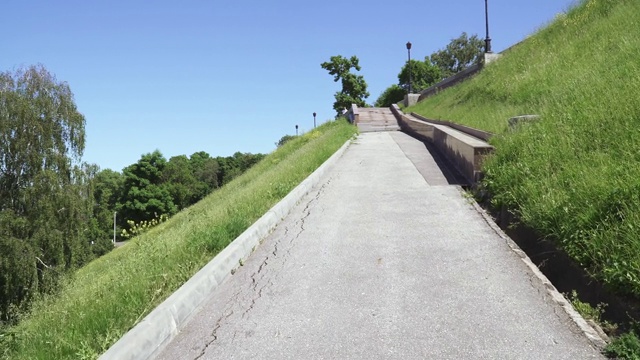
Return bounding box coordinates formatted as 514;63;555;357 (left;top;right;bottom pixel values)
96;149;266;246
0;64;264;325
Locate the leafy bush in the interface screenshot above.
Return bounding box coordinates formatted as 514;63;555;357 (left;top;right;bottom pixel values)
120;214;170;239
375;84;406;107
606;331;640;359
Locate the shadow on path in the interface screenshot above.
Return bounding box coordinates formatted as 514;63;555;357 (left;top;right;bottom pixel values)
389;131;468;186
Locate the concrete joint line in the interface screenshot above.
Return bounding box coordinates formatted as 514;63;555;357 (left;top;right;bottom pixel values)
467;193;608;350
99;138;354;360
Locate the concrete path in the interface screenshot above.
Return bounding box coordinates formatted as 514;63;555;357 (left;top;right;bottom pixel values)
154;132;603;360
388;131;467;186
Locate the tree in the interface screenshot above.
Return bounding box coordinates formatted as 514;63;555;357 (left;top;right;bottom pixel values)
216;152;265;186
374;84;406;107
90;168;122;246
0;64;92;322
189;151;219;201
398;59;442;93
119;150;176;228
162;155;198;210
321;55;370;116
430;32;484;79
275;134;297;148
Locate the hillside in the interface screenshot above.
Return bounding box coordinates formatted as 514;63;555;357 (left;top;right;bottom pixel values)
0;119;357;360
408;0;640;337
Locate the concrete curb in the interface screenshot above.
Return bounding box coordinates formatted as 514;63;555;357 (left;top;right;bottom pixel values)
466;192;608;350
99;138;354;360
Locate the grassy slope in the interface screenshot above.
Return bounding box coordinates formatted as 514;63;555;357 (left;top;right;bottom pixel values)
0;119;357;360
409;0;640;298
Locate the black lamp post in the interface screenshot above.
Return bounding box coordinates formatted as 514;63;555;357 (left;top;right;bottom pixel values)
406;41;412;94
295;124;298;136
313;112;316;128
484;0;492;53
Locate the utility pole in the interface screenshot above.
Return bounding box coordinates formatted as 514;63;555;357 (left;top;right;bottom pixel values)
113;212;117;244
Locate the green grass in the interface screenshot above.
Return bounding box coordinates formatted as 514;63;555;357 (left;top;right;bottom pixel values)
408;0;640;354
0;119;357;360
408;0;640;298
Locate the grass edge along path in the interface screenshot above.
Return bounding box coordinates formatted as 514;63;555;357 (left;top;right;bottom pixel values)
0;119;357;360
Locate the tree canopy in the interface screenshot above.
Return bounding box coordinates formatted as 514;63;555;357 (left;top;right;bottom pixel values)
374;84;406;108
321;55;369;115
0;64;268;326
275;134;297;148
0;65;91;321
430;32;484;79
398;59;442;93
374;58;441;107
119;150;177;226
375;32;484;106
189;151;220;201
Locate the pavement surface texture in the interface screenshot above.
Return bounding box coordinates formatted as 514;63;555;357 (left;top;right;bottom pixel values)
154;132;604;360
388;131;467;186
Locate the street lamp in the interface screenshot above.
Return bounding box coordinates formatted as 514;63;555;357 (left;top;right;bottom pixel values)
406;41;412;94
313;112;317;128
484;0;492;53
295;124;299;136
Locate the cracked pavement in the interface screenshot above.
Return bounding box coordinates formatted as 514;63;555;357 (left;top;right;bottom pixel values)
154;132;603;360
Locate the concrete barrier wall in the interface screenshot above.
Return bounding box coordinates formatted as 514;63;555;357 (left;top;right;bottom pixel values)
410;113;493;142
345;104;360;124
418;53;503;102
418;64;481;101
391;105;493;184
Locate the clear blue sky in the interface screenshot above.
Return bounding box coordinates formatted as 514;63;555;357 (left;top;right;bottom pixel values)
2;0;577;172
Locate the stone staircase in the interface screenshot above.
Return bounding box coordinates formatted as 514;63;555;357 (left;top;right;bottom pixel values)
356;107;400;132
344;104;494;185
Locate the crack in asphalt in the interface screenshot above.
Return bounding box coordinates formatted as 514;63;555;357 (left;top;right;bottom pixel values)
242;181;331;319
284;180;331;256
193;309;235;360
190;178;332;359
